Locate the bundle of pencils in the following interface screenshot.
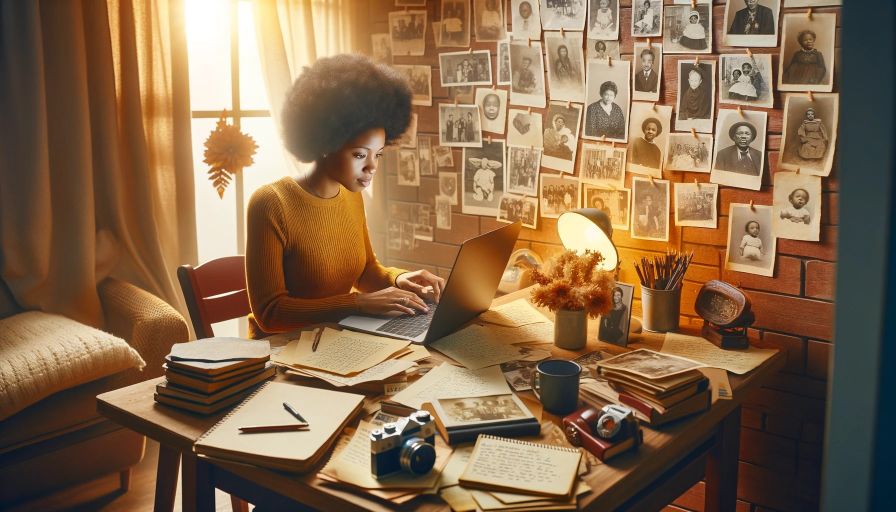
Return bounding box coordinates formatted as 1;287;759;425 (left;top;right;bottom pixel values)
634;251;694;291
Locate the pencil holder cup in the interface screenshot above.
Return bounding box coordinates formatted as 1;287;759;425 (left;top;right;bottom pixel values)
641;285;681;333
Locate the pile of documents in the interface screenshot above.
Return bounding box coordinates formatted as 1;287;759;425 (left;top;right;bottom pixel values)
154;338;274;414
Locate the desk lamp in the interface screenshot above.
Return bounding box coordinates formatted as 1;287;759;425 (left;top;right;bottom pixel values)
556;208;618;271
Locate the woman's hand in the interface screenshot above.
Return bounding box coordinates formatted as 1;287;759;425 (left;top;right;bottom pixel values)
396;270;446;303
357;287;429;316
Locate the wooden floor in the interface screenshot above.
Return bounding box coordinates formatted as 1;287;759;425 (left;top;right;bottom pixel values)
8;439;239;512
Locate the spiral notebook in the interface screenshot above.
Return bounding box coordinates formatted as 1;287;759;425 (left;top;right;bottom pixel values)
458;435;582;498
193;381;364;473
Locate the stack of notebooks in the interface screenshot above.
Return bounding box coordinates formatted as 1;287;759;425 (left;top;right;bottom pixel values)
582;349;711;427
154;338;275;414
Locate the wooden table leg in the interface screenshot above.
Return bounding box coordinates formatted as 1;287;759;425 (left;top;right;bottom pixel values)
705;405;741;512
181;451;214;512
155;444;180;512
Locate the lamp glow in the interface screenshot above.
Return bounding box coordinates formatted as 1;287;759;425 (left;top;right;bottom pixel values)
557;208;618;271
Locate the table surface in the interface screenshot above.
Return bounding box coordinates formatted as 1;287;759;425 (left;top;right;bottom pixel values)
97;287;784;511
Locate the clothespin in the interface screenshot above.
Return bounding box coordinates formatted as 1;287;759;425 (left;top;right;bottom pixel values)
487;135;492;144
737;106;744;117
651;102;657;112
527;37;532;47
454;96;459;106
749;199;755;211
566;100;571;108
807;91;814;102
468;47;473;54
796;167;801;174
560;27;565;38
691;0;697;7
647;38;651;48
492;84;497;91
527;106;532;115
807;8;813;20
611;141;615;148
650;175;656;186
608;56;612;66
746;48;753;59
694;55;700;66
694;178;700;188
691;127;698;139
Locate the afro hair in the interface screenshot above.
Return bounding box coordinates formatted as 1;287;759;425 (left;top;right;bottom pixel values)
281;54;413;162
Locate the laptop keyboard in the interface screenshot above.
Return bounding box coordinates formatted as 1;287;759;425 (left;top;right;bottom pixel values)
376;303;438;338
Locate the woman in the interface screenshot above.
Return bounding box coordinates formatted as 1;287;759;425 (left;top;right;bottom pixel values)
553;44;578;84
599;287;627;344
246;55;444;338
543;114;574;158
585;81;626;139
679;66;711;120
679;10;707;50
783;30;827;85
629;117;662;170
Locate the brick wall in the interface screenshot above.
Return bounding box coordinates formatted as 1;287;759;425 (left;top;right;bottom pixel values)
362;1;838;510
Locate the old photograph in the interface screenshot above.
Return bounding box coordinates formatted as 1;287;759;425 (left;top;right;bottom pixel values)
663;2;712;54
401;222;415;250
545;32;586;103
439;50;493;87
439;104;483;148
773;171;821;241
440;0;471;47
435;195;453;230
397;149;420;187
666;133;714;173
725;203;777;277
433;145;455;168
387;220;402;251
418;136;434;176
395;65;432;106
498;193;539;229
511;0;541;40
674;182;718;228
631;176;670;241
779;93;838;176
539;174;580;219
501;360;538;391
396;0;426;5
582;185;630;229
497;40;512;85
439;171;459;205
723;0;780;48
598;282;634;346
600;349;704;379
711;108;768;190
449;84;476;103
475;88;508;134
388;10;426;56
540;0;587;31
434;393;532;428
631;0;662;38
719;54;774;108
509;41;547;108
632;42;662;102
415;223;434;242
370;33;392;63
778;12;835;92
586;39;620;61
580;142;626;188
782;0;839;6
506;146;542;196
542;102;583;173
588;0;619;40
462;139;505;215
675;60;715;134
583;58;630;142
474;0;507;42
507;109;544;149
627;102;672;178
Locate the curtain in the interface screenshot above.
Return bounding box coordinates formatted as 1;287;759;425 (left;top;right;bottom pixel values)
0;0;196;328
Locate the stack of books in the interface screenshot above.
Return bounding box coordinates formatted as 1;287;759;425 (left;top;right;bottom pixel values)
154;338;275;414
581;349;711;427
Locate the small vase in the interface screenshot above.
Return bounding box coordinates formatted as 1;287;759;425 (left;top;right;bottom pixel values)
554;308;588;350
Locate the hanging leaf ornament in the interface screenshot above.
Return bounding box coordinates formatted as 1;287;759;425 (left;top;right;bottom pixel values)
203;110;259;197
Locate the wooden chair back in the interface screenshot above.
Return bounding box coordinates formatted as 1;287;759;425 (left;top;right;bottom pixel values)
177;255;250;339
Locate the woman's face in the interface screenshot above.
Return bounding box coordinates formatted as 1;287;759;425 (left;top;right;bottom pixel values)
324;127;385;192
613;290;623;305
689;14;698;23
688;69;703;89
601;89;616;104
554;116;566;129
558;46;568;58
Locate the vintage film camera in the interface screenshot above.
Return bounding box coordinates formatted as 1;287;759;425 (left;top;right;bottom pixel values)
370;410;437;479
562;404;642;461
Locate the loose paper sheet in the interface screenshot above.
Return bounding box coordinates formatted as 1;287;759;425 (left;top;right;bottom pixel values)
661;333;778;375
391;363;511;410
440;485;478;512
479;300;549;327
287;359;416;387
438;444;475;488
395;343;432;362
431;325;526;370
699;367;733;402
478;322;556;345
291;328;410;376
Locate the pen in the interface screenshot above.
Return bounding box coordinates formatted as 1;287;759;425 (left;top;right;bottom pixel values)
311;327;323;352
283;401;308;423
239;424;309;434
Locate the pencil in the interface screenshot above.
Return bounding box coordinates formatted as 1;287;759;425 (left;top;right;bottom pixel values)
311;327;323;352
238;424;309;434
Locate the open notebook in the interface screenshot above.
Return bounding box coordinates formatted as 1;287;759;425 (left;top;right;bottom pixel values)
193;381;364;473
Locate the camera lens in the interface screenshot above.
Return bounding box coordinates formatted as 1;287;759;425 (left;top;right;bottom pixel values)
399;437;436;475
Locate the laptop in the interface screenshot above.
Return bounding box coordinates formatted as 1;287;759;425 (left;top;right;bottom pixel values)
339;221;522;344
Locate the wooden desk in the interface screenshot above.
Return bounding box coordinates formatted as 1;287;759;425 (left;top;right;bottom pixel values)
97;287;783;512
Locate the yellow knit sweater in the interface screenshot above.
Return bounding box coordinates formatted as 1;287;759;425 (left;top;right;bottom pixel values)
245;177;405;338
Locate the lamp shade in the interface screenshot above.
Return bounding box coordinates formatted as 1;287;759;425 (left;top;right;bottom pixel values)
557;208;618;271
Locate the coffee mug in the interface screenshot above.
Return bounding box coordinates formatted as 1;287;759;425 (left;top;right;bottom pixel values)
531;359;582;415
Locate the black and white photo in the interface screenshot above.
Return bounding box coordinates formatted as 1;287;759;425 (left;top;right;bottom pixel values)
675;60;715;134
711;108;768;190
418;136;434;176
474;0;506;41
582;185;630;229
779;93;838;176
583;59;630;142
476;88;508;134
588;0;619;40
439;50;493;87
439;171;459;205
433;394;533;428
580;142;626;188
778;12;835;92
440;0;471;47
388;10;426;56
725;203;776;277
598;282;634;346
439;104;483;148
632;42;662;102
497;40;512;85
498;193;539;229
396;0;426;5
507;108;544;148
631;176;670;241
631;0;662;38
723;0;781;48
773;171;821;241
539;174;580;218
449;84;476;104
506;146;542;196
436;196;453;230
627;102;672;178
542;102;582;173
663;2;712;54
433;145;455;168
509;41;547;108
586;39;620;61
666;133;713;173
545;32;586;103
674;182;718;228
371;33;392;63
398;149;420;186
395;65;432;106
719;54;774;108
540;0;587;31
462;139;505;215
511;0;541;40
